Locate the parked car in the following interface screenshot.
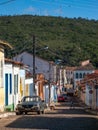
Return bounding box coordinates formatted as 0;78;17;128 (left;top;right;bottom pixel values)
57;95;65;102
15;96;45;115
61;93;68;101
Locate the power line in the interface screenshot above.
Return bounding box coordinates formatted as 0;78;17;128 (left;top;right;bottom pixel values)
32;0;98;11
0;0;16;5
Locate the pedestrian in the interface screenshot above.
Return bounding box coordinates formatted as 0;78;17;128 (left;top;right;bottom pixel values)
70;99;74;109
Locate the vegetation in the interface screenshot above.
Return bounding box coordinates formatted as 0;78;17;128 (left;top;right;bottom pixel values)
0;15;98;67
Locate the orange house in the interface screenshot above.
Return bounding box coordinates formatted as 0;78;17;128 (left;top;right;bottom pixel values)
36;73;46;100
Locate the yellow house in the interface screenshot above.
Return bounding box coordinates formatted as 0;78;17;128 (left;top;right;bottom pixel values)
0;40;12;111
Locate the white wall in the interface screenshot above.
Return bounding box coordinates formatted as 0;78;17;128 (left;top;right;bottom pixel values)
73;70;94;89
13;52;54;81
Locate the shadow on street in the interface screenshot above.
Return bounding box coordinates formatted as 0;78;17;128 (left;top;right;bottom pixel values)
5;114;98;130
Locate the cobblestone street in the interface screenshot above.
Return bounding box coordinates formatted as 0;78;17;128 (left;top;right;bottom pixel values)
0;98;98;130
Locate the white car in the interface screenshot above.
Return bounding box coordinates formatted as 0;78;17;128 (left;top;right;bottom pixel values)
15;96;45;115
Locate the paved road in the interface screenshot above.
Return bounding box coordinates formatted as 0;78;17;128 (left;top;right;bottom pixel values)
0;100;98;130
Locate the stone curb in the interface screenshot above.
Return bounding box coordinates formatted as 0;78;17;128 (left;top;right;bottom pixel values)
0;112;15;118
85;109;98;115
0;107;51;119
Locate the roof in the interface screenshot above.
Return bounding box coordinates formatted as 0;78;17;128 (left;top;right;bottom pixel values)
75;63;95;71
65;66;77;71
14;51;51;64
84;73;98;81
78;72;98;89
0;40;13;49
5;58;24;66
94;70;98;74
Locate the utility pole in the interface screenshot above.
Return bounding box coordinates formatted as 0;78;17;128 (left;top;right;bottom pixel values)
33;35;36;95
49;62;51;107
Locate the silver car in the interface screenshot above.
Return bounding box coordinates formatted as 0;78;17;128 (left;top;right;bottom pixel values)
15;96;45;115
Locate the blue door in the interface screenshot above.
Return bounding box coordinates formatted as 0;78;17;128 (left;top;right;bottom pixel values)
5;74;8;105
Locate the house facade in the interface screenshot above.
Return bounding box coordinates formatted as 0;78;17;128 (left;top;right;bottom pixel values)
73;60;95;90
4;59;25;111
13;51;54;81
0;40;12;111
78;73;98;110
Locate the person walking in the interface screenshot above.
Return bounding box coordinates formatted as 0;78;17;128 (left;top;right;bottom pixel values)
70;99;74;109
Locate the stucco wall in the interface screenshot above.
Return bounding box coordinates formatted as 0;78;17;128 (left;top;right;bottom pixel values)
0;88;4;111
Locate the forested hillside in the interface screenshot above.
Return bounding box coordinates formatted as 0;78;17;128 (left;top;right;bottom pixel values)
0;15;98;67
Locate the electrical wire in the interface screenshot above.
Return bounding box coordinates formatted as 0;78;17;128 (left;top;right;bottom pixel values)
0;0;16;5
31;0;98;11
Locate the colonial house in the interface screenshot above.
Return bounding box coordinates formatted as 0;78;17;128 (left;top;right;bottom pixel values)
0;41;57;111
78;72;98;110
63;66;77;96
4;58;26;111
0;40;12;111
73;60;95;90
65;66;77;85
13;51;54;81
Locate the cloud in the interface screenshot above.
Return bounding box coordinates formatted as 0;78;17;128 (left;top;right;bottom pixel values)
43;10;49;16
54;8;61;15
23;6;36;14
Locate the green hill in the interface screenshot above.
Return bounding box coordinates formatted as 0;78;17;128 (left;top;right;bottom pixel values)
0;15;98;67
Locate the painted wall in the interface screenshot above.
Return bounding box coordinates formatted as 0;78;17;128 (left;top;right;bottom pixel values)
0;88;4;111
0;47;4;111
13;52;54;81
4;63;22;111
19;69;25;99
4;64;13;106
25;78;33;96
13;66;20;108
0;47;4;88
73;70;94;89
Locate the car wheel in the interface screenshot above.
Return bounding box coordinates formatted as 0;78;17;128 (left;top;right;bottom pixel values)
16;112;19;115
16;111;22;115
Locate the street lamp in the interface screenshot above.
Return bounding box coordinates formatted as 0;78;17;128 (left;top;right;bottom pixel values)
32;35;48;95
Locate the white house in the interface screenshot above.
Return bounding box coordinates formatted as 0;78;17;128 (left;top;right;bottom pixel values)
79;72;98;110
73;60;95;90
0;40;12;112
4;58;25;111
13;51;54;81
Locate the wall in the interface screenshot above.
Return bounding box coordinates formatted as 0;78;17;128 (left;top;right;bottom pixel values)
0;88;4;111
13;52;54;81
0;47;4;111
73;70;94;89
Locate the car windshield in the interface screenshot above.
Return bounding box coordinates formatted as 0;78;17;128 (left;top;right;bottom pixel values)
22;96;40;102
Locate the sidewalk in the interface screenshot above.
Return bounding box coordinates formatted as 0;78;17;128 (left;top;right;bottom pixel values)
0;111;15;119
0;107;52;119
78;99;98;115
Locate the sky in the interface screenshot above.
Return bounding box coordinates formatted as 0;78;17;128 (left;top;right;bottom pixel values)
0;0;98;20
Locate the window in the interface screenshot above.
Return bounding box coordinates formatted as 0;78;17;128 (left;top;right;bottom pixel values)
83;73;85;78
76;73;78;79
80;73;82;78
14;74;18;94
9;74;12;94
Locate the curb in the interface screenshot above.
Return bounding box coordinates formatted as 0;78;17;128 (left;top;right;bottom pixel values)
85;109;98;115
0;112;15;119
0;108;52;118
